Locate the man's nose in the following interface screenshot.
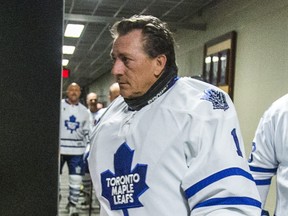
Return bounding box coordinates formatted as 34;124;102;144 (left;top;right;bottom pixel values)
112;59;125;75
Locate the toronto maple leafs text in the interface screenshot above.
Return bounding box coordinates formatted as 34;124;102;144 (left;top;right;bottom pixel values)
106;173;140;205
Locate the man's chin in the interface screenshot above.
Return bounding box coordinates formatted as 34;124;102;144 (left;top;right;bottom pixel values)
123;93;143;100
120;88;143;99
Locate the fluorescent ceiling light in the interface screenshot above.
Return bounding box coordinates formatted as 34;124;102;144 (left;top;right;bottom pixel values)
64;24;84;38
63;45;75;54
62;59;69;66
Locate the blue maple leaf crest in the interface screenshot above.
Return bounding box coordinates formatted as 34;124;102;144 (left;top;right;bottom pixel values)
101;142;149;213
64;115;80;133
201;89;229;111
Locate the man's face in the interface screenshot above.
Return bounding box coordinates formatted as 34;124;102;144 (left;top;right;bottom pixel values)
86;93;97;107
66;84;81;104
111;29;162;99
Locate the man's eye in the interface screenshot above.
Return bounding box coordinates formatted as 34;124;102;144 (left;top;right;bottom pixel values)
122;57;129;64
111;56;130;66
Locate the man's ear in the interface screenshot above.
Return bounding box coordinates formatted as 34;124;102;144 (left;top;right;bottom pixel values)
154;54;167;76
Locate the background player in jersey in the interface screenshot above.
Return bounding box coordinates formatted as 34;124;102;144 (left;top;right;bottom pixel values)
248;93;288;216
60;82;90;216
86;92;106;130
79;92;105;209
88;15;261;215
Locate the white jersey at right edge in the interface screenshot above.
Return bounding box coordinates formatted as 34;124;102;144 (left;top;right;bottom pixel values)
88;77;261;216
248;93;288;215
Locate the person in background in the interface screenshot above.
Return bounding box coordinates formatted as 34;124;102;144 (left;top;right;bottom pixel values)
79;92;105;210
60;82;90;216
108;82;120;102
86;92;106;130
96;101;105;110
88;15;261;215
248;93;288;216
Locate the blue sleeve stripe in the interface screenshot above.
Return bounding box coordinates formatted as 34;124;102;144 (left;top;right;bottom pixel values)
185;167;253;199
61;138;84;141
249;166;277;173
60;145;85;148
254;179;272;186
193;196;261;210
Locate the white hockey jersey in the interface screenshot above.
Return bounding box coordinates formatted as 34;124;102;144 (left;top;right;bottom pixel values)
88;77;261;216
248;93;288;215
60;99;90;155
88;108;106;131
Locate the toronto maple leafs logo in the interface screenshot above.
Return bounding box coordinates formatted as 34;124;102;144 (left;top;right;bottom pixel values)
201;89;229;111
101;143;149;213
65;115;80;133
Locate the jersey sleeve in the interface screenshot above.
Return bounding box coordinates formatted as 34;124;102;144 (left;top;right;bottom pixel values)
248;104;283;207
248;115;277;207
181;89;261;215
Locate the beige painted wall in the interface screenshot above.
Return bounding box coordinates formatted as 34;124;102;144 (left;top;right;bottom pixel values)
89;0;288;213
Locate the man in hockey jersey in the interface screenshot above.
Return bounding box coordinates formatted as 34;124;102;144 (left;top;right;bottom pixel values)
86;92;106;131
60;82;90;216
79;92;106;209
88;15;262;215
248;93;288;216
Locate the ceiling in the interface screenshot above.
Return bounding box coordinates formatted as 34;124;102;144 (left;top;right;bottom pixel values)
63;0;222;90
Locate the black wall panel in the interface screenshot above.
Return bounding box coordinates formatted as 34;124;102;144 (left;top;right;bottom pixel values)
0;1;63;215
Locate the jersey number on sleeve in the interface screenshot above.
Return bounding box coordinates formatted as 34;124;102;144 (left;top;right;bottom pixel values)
231;128;243;157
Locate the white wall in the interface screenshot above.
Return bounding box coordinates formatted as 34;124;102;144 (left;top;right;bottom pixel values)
89;0;288;213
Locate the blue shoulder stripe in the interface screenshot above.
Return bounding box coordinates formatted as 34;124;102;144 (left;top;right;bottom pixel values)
185;167;253;199
193;196;261;209
249;166;277;173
